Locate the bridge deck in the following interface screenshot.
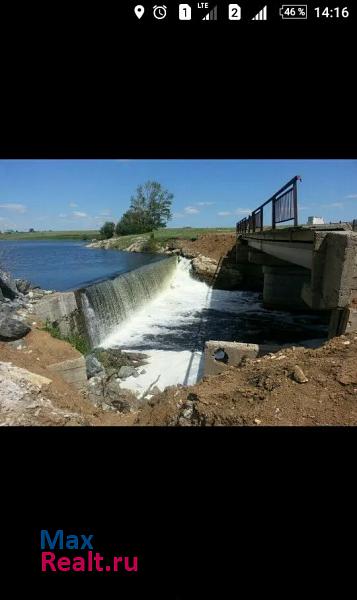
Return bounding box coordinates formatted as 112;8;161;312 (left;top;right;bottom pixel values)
239;224;352;270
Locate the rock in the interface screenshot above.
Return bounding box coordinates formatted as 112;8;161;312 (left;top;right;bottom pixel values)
292;365;309;383
0;361;52;387
86;374;139;412
191;255;218;283
7;339;27;350
124;351;149;362
0;317;31;341
118;365;138;379
47;357;87;389
123;237;149;253
0;288;3;302
254;418;262;425
85;354;105;379
92;347;131;372
15;278;32;294
104;380;139;412
0;269;19;300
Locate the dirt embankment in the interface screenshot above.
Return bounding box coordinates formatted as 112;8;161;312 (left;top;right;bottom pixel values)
2;315;357;426
136;334;357;426
0;328;135;426
168;233;236;262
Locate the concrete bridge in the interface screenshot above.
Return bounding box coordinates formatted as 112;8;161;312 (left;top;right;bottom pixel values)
236;223;357;337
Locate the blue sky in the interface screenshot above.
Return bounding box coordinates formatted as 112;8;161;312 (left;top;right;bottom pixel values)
0;159;356;231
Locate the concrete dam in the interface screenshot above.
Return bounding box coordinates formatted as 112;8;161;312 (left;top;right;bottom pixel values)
34;256;178;348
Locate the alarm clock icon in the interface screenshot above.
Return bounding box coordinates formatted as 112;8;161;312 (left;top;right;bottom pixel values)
153;5;167;19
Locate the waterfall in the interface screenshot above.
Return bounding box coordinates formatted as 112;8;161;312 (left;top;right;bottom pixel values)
78;256;178;347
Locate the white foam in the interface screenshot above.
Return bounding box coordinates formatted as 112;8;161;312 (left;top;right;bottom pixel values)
100;258;259;396
115;349;203;399
99;258;327;396
102;258;259;346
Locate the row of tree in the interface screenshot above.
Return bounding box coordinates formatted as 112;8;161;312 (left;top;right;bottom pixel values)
100;181;173;239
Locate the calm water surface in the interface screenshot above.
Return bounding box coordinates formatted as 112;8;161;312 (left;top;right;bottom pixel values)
0;240;164;291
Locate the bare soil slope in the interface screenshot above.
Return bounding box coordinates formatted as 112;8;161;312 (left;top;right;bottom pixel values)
0;329;135;425
136;334;357;426
171;233;236;262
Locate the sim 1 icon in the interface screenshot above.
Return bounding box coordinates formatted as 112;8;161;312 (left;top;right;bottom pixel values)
229;4;241;19
179;4;191;20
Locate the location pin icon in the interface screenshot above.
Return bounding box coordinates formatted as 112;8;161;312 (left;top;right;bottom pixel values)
134;5;145;19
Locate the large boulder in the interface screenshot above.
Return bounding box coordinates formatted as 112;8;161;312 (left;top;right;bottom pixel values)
86;375;139;412
15;278;32;294
47;357;87;390
191;255;218;284
0;317;31;341
85;353;105;379
0;269;19;300
91;347;148;375
117;365;138;379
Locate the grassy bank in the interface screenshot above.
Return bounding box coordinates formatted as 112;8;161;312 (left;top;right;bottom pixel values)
88;228;236;251
0;230;99;241
0;227;235;244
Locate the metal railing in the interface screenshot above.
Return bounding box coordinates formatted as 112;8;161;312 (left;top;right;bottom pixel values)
236;176;302;234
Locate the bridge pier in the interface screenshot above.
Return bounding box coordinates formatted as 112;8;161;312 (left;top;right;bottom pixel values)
262;265;311;310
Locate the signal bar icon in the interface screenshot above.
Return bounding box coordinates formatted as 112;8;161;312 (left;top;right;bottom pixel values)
202;5;218;20
252;5;267;20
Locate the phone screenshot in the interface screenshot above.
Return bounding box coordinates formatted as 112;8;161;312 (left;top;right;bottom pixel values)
0;3;355;599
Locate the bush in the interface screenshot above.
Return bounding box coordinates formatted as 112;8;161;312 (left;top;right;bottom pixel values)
42;322;90;355
115;211;152;236
100;221;115;239
140;238;160;253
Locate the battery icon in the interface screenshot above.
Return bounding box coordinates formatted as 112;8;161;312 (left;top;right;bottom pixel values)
279;5;307;19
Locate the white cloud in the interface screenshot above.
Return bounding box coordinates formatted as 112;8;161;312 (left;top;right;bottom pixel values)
345;194;357;198
184;206;199;214
235;208;251;215
321;203;344;209
0;203;27;213
59;213;68;218
197;202;214;206
217;211;232;216
69;202;78;208
72;211;88;218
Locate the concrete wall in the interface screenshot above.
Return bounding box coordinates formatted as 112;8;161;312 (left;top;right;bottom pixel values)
204;340;280;376
240;230;357;337
34;292;82;337
263;265;310;310
47;356;87;389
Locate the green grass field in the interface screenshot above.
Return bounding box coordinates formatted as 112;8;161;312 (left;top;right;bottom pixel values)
0;227;235;242
0;230;99;241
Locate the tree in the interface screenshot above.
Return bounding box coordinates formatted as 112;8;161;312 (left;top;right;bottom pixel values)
116;181;173;235
100;221;115;239
115;211;147;236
